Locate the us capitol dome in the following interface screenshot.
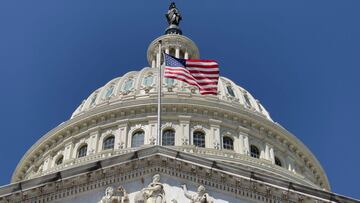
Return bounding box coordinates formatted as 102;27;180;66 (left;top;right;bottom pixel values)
1;3;357;203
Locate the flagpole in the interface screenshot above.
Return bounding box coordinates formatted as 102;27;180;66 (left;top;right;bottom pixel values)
156;40;162;146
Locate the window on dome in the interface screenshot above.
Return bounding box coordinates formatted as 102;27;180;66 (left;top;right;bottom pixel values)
193;131;205;148
257;101;263;112
244;93;252;107
123;79;134;91
165;77;174;86
275;157;282;167
132;130;144;148
223;137;234;150
226;86;235;97
250;145;260;158
90;94;97;106
103;136;115;150
105;85;114;99
143;75;154;87
55;155;63;165
77;145;88;158
162;129;175;146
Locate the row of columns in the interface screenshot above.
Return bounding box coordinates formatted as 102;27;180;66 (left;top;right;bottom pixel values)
151;47;190;68
42;118;301;174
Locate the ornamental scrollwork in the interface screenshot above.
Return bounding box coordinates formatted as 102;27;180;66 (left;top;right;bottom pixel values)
161;122;174;130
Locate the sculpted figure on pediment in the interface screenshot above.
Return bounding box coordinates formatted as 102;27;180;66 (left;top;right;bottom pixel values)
98;186;129;203
182;184;213;203
135;174;166;203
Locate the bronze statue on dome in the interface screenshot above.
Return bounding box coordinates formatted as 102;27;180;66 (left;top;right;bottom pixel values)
165;2;183;34
165;2;182;26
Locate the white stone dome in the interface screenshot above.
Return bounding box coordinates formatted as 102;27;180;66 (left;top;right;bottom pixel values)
12;33;330;193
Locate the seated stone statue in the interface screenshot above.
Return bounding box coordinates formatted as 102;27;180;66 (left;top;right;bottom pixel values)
134;174;166;203
182;184;213;203
98;186;129;203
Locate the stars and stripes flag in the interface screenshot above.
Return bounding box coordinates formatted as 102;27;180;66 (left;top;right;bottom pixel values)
163;53;219;95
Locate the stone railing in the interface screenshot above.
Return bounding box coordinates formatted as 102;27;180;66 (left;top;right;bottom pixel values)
33;145;317;189
38;148;137;177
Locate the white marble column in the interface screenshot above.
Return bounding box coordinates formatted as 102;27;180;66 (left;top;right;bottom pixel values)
184;52;189;59
88;131;100;155
209;119;221;149
156;51;161;68
175;48;180;58
117;120;128;149
236;133;244;154
265;144;270;160
287;156;296;173
243;135;250;155
179;115;191;145
151;60;155;68
148;116;158;145
269;146;275;164
165;48;169;54
42;156;52;171
233;135;240;153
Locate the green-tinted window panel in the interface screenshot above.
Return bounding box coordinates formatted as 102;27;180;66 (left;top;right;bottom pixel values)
165;77;174;85
105;86;114;98
143;75;154;86
123;79;134;91
226;86;235;97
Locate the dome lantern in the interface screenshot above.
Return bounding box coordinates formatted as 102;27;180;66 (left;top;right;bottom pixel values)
147;3;199;67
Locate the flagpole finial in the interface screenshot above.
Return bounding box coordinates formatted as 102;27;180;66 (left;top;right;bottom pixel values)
165;2;182;35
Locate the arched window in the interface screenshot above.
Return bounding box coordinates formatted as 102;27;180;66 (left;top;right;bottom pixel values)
275;157;282;167
250;145;260;158
223;137;234;150
193;131;205;148
123;79;134;91
257;101;263;112
244;93;252;107
77;145;88;158
226;86;235;97
105;85;114;99
90;94;97;106
55;155;63;165
132;130;144;148
103;136;115;150
143;75;154;86
162;129;175;146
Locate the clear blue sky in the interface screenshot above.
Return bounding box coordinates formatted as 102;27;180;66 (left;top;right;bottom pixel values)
0;0;359;199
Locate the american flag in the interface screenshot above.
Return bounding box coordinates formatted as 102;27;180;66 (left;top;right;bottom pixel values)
163;53;219;95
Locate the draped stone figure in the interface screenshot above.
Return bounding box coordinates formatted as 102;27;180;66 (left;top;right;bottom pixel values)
165;2;182;26
134;174;166;203
182;184;213;203
98;186;129;203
